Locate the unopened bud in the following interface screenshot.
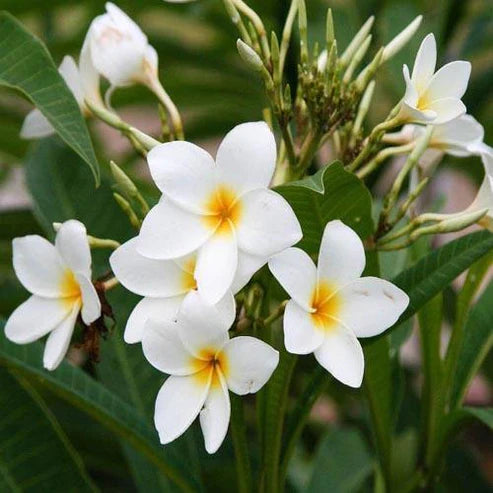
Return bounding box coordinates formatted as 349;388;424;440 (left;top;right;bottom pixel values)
383;15;423;62
340;16;374;67
436;209;488;233
237;39;264;71
110;160;138;198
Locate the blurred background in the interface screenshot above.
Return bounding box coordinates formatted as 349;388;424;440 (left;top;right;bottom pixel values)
0;0;491;491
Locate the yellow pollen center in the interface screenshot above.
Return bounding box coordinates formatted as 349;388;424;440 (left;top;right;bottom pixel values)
59;269;81;308
191;349;229;389
310;281;341;332
203;186;242;235
180;257;198;291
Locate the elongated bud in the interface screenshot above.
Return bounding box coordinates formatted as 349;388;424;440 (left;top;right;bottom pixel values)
383;15;423;62
113;193;141;229
353;80;375;135
343;34;372;83
223;0;241;25
283;83;292;112
270;32;281;86
340;16;374;67
298;0;308;64
413;209;489;238
237;39;264;71
355;47;383;91
326;8;334;47
110;160;138;197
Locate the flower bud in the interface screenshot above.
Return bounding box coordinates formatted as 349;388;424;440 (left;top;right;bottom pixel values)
236;39;264;71
382;15;422;62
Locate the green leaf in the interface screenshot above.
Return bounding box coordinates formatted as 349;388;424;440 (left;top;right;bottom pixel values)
392;231;493;326
0;12;99;184
307;427;373;493
461;407;493;430
276;162;374;253
450;281;493;409
0;326;200;492
0;368;97;492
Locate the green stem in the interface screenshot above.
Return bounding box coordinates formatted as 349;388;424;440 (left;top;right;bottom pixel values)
294;127;323;175
279;0;299;74
231;395;253;493
263;351;297;493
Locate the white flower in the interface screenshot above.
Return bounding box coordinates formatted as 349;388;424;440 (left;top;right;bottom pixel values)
84;2;158;89
20;55;102;139
110;238;265;343
137;121;303;305
399;33;471;125
5;220;101;370
142;291;279;453
268;220;409;388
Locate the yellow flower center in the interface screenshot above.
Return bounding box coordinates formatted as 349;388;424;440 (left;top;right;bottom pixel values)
310;281;341;332
203;185;242;235
59;269;82;309
180;257;198;291
191;349;229;389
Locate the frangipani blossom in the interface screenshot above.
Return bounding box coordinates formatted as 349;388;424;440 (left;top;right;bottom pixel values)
465;151;493;230
142;291;279;453
399;34;471;125
137;122;302;305
110;237;264;343
20;55;102;139
85;2;158;90
268;220;409;388
5;220;101;370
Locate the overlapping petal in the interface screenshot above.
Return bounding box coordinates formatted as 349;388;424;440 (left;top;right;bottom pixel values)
423;61;471;102
55;220;91;277
75;273;101;325
411;33;436;92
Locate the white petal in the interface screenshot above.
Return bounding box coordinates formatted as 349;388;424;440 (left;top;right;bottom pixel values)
137;198;213;259
124;296;183;344
200;371;231;454
43;301;80;371
337;277;409;338
402;65;418;107
142;319;199;375
282;300;324;354
221;336;279;395
398;101;436;124
195;227;238;305
268;247;317;311
5;296;73;344
314;325;364;388
20;109;55;139
231;250;268;294
235;189;302;256
177;291;230;358
154;371;212;445
431;115;484;155
58;56;84;105
12;236;66;297
147;141;216;214
411;33;436;93
317;220;365;285
423;61;471;102
424;98;466;125
79;37;103;108
215;122;276;195
55;220;91;277
75;273;101;325
110;238;188;297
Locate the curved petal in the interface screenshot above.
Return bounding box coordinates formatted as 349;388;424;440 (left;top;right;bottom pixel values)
431;115;484;155
55;220;91;277
398;101;436;124
423;61;471;102
236;189;302;256
411;33;436;92
337;277;409;338
199;371;231;454
314;325;364;388
43;301;80;371
282;299;325;354
154;371;212;445
142;319;200;375
268;247;317;311
12;236;66;297
79;37;102;108
58;56;84;105
75;273;101;325
231;250;268;294
177;291;230;358
110;238;188;297
425;98;466;125
195;227;238;305
402;65;418;107
5;296;73;344
215;122;276;195
147;141;216;214
317;220;365;286
137;198;213;260
221;336;279;395
124;295;184;344
20;109;55;139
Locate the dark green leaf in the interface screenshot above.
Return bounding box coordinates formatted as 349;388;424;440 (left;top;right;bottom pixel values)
0;12;99;183
276;162;374;253
461;407;493;430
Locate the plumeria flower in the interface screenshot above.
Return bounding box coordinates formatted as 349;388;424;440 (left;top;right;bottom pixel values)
20;55;102;139
137;121;302;305
5;220;101;370
110;237;265;343
268;220;409;388
84;2;158;91
398;33;471;125
142;291;279;453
